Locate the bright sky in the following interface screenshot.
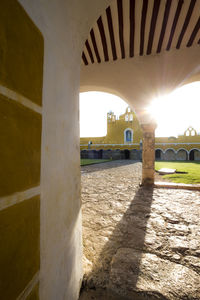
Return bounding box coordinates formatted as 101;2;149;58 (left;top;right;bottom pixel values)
79;82;200;138
79;92;128;137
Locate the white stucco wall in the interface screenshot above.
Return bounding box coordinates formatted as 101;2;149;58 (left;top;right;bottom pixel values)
18;1;111;299
15;0;200;298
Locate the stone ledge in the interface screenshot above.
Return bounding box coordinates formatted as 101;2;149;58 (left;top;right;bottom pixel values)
154;181;200;191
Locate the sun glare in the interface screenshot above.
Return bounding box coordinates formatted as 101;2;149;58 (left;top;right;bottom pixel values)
80;83;200;138
147;82;200;137
80;92;128;137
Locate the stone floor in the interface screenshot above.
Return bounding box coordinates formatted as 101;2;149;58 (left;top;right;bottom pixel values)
79;161;200;300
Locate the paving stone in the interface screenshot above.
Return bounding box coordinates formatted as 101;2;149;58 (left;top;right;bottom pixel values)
109;248;200;300
80;161;200;300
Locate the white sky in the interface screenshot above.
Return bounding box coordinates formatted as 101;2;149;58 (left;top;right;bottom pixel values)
79;82;200;138
79;92;128;137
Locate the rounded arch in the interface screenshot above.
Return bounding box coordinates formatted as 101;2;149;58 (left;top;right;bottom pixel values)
164;148;177;154
164;148;176;161
124;128;133;144
155;148;164;160
80;89;139;120
176;148;189;161
189;148;200;161
98;149;103;159
177;148;189;154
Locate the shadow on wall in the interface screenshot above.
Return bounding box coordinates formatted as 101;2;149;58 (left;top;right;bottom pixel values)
80;186;156;299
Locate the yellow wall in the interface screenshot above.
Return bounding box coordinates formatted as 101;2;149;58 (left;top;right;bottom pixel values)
80;107;142;150
80;109;200;152
0;1;43;298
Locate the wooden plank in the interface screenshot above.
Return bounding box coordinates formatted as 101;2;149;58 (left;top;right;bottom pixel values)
140;0;148;55
176;0;197;49
129;0;135;57
166;0;184;51
117;0;125;58
147;0;161;55
106;6;117;60
97;16;109;62
157;0;172;53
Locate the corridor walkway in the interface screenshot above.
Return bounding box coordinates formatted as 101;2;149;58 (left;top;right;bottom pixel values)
80;161;200;300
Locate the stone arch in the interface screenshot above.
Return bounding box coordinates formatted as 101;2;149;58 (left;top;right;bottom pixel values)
176;149;189;161
164;148;176;161
155;148;164;160
189;148;200;161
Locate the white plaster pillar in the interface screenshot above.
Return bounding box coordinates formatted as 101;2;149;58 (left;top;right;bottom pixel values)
141;123;157;186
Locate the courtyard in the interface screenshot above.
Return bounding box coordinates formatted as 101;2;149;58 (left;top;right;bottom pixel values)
80;161;200;300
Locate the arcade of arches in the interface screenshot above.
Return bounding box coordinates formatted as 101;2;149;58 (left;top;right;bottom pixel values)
81;107;200;162
0;0;200;299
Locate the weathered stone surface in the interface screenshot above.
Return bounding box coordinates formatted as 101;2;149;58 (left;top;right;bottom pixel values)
80;161;200;300
109;248;200;300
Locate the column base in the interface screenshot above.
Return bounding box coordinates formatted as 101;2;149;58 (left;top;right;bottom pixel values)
142;168;154;186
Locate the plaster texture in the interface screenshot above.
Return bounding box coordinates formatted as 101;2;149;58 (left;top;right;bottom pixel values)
17;1;111;299
3;0;199;299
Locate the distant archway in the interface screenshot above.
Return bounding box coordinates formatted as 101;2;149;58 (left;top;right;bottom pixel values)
189;149;200;161
176;149;188;161
98;149;103;159
164;149;176;161
155;149;163;160
124;149;130;159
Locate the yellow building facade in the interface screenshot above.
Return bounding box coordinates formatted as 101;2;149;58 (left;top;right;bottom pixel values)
80;107;200;161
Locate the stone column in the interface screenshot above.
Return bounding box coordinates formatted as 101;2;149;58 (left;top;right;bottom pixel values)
141;123;157;186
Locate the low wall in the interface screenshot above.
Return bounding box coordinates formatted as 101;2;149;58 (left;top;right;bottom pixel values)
80;149;141;160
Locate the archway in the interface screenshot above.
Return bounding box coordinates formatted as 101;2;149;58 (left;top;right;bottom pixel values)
124;149;130;159
155;149;163;160
164;149;176;161
189;149;200;161
98;149;103;159
176;149;188;161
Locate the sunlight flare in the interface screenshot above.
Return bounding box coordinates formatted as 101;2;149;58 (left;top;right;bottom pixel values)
147;82;200;137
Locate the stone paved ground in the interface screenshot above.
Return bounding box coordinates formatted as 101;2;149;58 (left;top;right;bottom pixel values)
79;161;200;300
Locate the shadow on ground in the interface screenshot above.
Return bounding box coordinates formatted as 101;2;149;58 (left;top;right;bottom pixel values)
81;160;140;174
79;186;163;300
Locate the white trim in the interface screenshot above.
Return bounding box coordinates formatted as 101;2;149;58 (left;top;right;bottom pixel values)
155;148;164;153
17;272;39;300
0;85;42;114
164;148;177;154
80;142;200;149
176;148;189;154
155;142;200;145
80;143;140;146
0;186;41;211
189;148;200;154
124;128;133;144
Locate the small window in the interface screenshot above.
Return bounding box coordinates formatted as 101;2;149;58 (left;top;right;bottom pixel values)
129;114;133;121
125;115;129;121
126;130;132;142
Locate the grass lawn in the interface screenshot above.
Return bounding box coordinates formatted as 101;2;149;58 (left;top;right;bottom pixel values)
155;161;200;184
81;159;110;166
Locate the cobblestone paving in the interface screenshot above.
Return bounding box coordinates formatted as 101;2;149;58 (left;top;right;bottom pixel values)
80;161;200;300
